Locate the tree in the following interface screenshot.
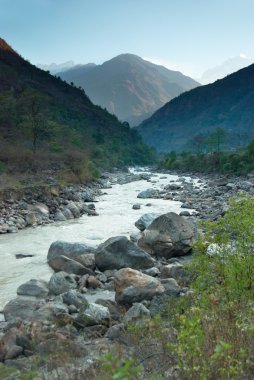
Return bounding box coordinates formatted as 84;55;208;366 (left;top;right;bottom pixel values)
248;139;254;160
207;127;227;153
18;89;51;153
191;133;207;154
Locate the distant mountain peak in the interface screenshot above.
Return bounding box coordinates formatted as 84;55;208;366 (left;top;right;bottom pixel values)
0;38;18;55
59;53;199;126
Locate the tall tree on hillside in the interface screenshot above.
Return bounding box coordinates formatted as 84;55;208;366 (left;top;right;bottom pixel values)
18;89;51;153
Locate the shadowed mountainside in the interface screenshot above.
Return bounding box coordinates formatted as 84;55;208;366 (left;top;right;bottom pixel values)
137;63;254;152
0;39;155;182
58;54;200;126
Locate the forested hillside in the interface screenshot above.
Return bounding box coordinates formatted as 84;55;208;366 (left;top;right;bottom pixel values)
0;39;155;184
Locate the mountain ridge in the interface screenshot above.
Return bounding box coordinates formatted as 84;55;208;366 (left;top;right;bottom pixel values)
58;54;200;126
137;63;254;152
0;38;154;178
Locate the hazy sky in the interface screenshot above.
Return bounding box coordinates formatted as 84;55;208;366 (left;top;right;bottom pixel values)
1;0;254;77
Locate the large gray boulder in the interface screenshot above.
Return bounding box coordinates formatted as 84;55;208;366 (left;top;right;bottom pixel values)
47;241;95;273
137;189;158;199
48;271;77;295
66;202;80;218
17;279;49;298
114;268;165;304
138;212;194;259
95;236;155;271
3;297;43;321
135;213;161;231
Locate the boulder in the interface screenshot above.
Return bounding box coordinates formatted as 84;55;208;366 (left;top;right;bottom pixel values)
26;212;41;226
47;241;95;273
137;189;158;199
48;271;77;295
75;303;110;327
130;230;142;243
123;303;151;324
87;276;101;289
135;213;161;231
132;204;141;210
179;210;191;217
17;279;48;298
62;208;74;220
138;212;194;259
66;202;80;218
62;290;88;309
48;255;93;275
31;203;49;216
114;268;165;304
33;301;69;321
161;263;190;284
164;183;182;191
95;236;155;271
76;253;96;270
105;323;125;340
160;278;181;296
54;211;66;222
0;328;22;362
3;298;43;321
143;267;160;277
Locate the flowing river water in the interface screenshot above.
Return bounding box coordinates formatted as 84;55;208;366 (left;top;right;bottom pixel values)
0;170;198;315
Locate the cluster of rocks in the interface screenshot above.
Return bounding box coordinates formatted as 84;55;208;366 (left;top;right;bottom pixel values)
0;170;154;235
136;173;254;221
2;169;253;375
0;185;100;235
0;211;193;374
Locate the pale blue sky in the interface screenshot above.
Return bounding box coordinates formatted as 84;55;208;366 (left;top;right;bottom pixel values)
1;0;253;77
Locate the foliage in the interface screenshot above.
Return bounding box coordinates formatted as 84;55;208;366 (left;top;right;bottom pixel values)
171;195;254;379
114;196;254;379
99;350;142;380
160;139;254;175
138;62;254;152
0;48;156;184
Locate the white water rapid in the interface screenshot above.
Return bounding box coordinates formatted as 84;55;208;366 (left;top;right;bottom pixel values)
0;171;198;313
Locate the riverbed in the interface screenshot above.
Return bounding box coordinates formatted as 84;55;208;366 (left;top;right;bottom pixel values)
0;170;198;311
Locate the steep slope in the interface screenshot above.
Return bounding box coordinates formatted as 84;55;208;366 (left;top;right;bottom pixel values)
0;39;154;179
137;64;254;152
59;54;199;126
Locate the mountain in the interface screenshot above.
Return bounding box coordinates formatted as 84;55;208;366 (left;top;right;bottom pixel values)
0;38;154;180
199;56;254;84
37;61;77;75
58;54;200;126
137;63;254;152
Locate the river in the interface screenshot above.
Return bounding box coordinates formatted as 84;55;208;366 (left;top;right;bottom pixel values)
0;170;198;312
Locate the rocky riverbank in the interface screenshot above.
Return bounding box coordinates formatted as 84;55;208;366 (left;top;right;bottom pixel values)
1;169;254;378
0;210;193;378
0;170;151;235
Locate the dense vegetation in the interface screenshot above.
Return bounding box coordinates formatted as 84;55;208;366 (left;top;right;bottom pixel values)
59;54;199;126
159;134;254;176
137;63;254;152
92;196;254;379
0;39;155;187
